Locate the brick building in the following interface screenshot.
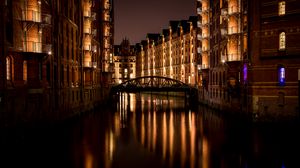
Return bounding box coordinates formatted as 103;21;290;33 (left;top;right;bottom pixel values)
0;0;114;127
196;0;300;121
247;0;300;120
113;38;136;84
136;16;199;86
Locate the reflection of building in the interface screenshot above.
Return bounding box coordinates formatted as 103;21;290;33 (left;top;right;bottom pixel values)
197;0;300;120
0;0;114;127
113;38;136;84
136;16;198;86
131;93;213;168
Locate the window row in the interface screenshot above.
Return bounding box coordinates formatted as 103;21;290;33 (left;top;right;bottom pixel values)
6;58;29;81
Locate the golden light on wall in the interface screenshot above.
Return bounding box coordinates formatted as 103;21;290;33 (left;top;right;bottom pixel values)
83;4;91;17
227;39;239;61
84;20;92;34
228;0;239;14
202;1;209;11
228;16;239;34
202;53;209;69
202;27;209;38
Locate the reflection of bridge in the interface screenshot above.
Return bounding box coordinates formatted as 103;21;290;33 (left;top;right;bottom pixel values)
110;76;198;101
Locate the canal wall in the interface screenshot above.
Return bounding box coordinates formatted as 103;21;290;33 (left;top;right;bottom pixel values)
197;89;299;123
0;86;111;128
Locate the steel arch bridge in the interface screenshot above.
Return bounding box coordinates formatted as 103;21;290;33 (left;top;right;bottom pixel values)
110;76;198;95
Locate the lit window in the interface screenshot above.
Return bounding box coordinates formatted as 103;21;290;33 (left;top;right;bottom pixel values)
23;61;27;81
243;63;248;83
279;32;286;50
278;66;285;86
6;57;11;80
279;1;285;16
109;53;113;63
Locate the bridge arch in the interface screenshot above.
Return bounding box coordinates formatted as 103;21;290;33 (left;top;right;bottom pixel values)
110;76;198;95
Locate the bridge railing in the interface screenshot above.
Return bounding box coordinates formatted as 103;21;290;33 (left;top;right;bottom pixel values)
110;76;198;94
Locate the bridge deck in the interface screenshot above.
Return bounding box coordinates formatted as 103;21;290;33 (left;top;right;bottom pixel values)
110;76;198;95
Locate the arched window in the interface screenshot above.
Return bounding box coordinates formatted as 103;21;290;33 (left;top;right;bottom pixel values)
23;60;27;81
278;1;286;16
278;66;285;86
279;32;286;50
6;57;11;80
243;63;248;83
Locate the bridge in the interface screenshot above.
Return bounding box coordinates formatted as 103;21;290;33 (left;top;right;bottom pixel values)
110;76;198;100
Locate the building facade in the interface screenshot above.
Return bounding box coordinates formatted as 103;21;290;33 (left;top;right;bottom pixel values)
197;0;246;109
113;38;136;84
196;0;300;120
101;0;114;74
136;16;199;86
0;0;114;127
247;0;300;120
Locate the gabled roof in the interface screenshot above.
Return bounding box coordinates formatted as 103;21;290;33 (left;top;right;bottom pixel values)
169;20;180;33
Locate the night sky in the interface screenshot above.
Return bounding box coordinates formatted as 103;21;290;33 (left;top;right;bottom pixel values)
114;0;196;45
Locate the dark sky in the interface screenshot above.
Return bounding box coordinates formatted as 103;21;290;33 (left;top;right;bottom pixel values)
114;0;196;45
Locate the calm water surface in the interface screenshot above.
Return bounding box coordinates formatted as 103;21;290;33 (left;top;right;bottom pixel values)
0;93;299;168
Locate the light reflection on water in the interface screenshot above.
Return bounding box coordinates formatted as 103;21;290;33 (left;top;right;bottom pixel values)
0;92;299;168
109;93;216;168
107;92;300;168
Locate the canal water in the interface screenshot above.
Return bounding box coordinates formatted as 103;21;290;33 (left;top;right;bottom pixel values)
0;93;299;168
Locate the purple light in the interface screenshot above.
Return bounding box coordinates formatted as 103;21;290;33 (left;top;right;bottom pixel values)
243;63;247;83
279;67;285;86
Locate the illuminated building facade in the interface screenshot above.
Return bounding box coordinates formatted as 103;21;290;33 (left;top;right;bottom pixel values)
136;16;198;86
197;0;300;120
0;0;114;126
101;0;114;74
113;38;136;84
197;0;246;109
247;0;300;120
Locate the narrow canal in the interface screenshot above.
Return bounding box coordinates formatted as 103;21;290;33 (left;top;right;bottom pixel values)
1;93;299;168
